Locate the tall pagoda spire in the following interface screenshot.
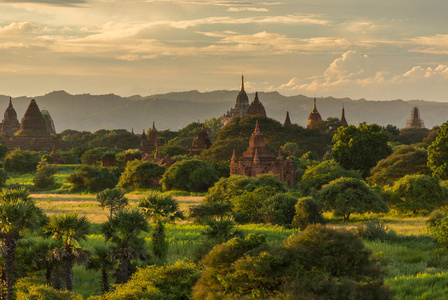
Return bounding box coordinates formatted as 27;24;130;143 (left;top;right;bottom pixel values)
241;73;245;91
283;111;292;127
406;106;425;128
340;104;348;127
312;97;318;112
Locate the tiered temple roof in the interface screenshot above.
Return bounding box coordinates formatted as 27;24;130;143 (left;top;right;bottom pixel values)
141;122;160;154
223;75;250;125
1;98;20;137
405;106;425;128
188;124;212;156
230;120;295;185
307;98;323;129
246;92;267;117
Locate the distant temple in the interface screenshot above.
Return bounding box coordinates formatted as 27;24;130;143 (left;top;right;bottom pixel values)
246;92;266;117
142;147;174;167
283;111;292;127
3;99;67;151
230;121;295;185
405;106;425;128
1;98;20;137
222;75;250;126
307;98;322;129
141;122;160;155
340;105;348;127
188;124;212;156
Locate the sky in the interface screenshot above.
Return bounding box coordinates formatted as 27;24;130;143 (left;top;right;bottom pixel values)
1;0;448;101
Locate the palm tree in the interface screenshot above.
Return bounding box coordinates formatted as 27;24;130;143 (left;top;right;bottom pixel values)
101;209;149;284
138;193;184;260
0;188;42;300
86;244;116;294
44;213;90;291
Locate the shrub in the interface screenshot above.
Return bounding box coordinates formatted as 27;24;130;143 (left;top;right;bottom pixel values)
427;210;446;228
356;218;390;241
231;186;279;223
117;160;165;190
258;193;298;226
0;168;8;188
3;150;41;173
67;165;118;192
80;147;112;166
33;163;57;188
161;159;218;192
97;188;128;218
189;203;233;224
292;197;325;230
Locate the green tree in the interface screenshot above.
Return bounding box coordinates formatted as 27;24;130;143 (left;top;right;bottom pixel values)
161;159;218;192
80;147;113;166
67;165;118;192
280;142;301;157
101;209;149;284
44;213;90;291
33;162;57;189
0;188;42;300
388;174;447;213
298;160;362;195
97;188;128;218
292;197;325;230
200;138;247;162
428;122;448;179
117;160;165;190
258;193;298;226
204;117;223;142
86;244;116;294
3;149;41;174
332;123;392;177
138;193;184;260
189;203;233;224
317;177;388;221
368;145;431;186
394;128;430;145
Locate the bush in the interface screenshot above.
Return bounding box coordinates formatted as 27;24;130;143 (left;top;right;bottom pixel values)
161;159;218;192
231;186;279;223
0;168;8;188
356;218;390;241
427;210;446;228
3;150;41;173
15;277;82;300
98;261;201;300
66;165;118;192
117;160;165;190
258;193;298;226
80;147;113;166
33;163;57;188
189;203;233;224
292;197;325;230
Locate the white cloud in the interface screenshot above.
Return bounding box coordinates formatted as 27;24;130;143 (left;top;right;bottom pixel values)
227;7;269;12
0;22;40;35
409;34;448;54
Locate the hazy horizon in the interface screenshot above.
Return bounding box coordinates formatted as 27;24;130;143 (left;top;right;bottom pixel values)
2;1;448;101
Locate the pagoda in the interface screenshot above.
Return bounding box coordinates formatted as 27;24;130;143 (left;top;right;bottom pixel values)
230;121;295;185
307;98;323;129
340;105;348;127
1;98;20;137
283;111;292;127
405;106;425;128
141;122;160;155
246;92;267;117
3;99;67;151
188;124;212;156
222;75;250;125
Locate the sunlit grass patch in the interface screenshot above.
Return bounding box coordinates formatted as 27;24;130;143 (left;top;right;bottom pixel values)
387;272;448;300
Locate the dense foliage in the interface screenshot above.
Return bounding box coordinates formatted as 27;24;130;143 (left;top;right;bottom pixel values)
3;150;41;173
161;159;218;192
332;123;392;177
292;196;325;230
67;165;118;191
428;122;448;179
117;160;165;190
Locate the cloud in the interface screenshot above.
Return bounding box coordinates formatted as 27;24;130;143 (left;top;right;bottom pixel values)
409;34;448;54
276;50;448;101
0;0;86;6
227;7;269;12
0;22;40;35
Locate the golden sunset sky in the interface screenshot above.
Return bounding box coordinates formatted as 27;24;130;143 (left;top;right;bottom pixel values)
1;0;448;101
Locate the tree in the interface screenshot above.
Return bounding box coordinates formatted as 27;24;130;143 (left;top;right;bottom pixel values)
388;174;447;213
117;160;165;190
394;128;429;145
0;188;42;300
200;138;247;162
67;165;118;192
189;203;233;224
161;159;219;192
317;177;388;221
332;123;392;177
258;193;298;226
101;209;149;284
97;188;128;218
368;145;431;186
80;147;113;166
44;213;90;291
3;149;41;174
33;162;57;189
292;197;325;230
86;244;116;294
138;193;184;260
280;142;301;157
298;160;362;195
428;122;448;179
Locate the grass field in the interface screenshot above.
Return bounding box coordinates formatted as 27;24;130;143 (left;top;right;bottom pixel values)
7;167;448;299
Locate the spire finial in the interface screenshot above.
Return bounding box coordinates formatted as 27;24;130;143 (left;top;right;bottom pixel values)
312;97;317;112
254;92;259;102
254;120;260;133
241;73;245;91
152;121;155;130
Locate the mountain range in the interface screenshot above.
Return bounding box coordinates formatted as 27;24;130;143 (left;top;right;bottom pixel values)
0;90;446;133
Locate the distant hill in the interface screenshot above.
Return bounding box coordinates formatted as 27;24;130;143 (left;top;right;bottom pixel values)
0;90;445;133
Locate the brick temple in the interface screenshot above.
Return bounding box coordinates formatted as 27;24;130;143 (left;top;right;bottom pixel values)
188;124;211;156
230;120;295;185
140;122;160;155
